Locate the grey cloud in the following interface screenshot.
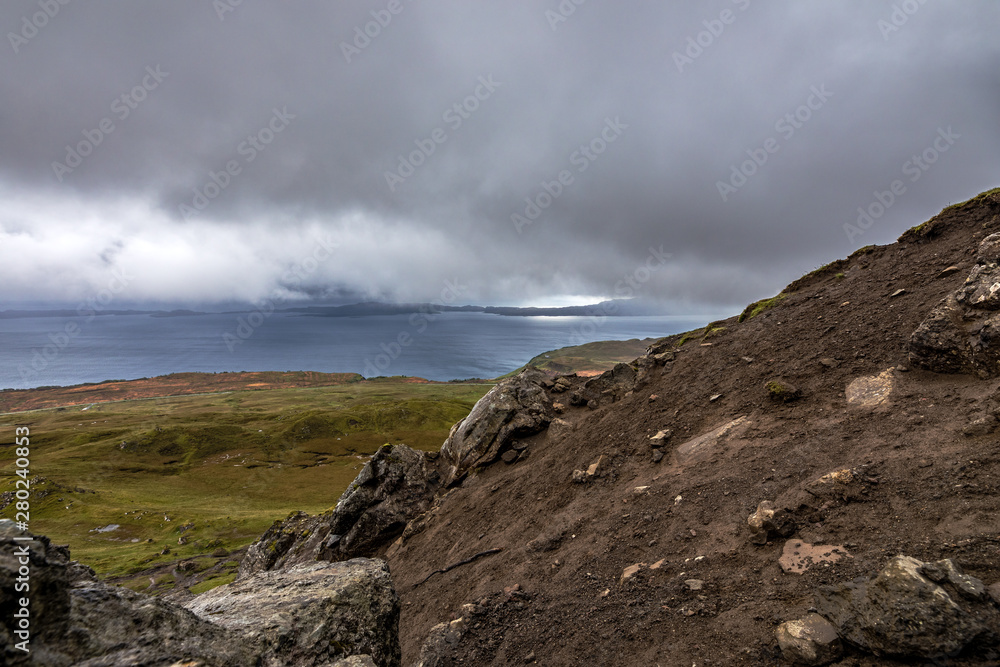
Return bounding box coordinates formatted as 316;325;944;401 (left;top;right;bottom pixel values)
1;0;998;310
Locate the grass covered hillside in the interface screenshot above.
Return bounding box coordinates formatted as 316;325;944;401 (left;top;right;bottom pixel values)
0;378;492;580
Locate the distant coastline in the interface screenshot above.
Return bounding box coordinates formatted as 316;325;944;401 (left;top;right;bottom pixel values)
0;298;667;320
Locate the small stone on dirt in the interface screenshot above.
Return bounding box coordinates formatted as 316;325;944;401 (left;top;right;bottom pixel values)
775;613;843;666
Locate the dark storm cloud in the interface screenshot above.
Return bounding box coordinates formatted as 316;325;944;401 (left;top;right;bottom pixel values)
1;0;997;309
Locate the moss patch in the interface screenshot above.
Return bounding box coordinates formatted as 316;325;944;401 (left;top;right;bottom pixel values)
738;294;788;323
189;573;236;595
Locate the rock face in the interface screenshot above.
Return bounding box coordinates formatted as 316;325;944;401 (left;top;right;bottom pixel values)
0;520;255;667
440;368;555;486
0;519;402;667
186;559;401;667
582;362;638;402
910;233;1000;376
242;443;439;576
817;555;998;659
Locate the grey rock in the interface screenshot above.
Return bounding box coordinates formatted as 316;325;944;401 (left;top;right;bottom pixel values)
909;295;971;374
414;618;467;667
977;232;1000;264
776;613;843;666
910;247;1000;377
440;368;554;486
817;555;997;659
919;559;988;601
0;520;256;667
651;449;664;463
241;444;439;575
332;657;378;667
186;559;400;667
501;450;518;464
956;263;1000;310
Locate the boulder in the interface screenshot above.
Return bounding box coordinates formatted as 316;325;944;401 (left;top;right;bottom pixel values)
957;262;1000;309
440;368;555;486
817;555;998;659
0;520;255;667
241;444;439;575
977;232;1000;264
910;234;1000;377
186;559;400;667
776;613;843;666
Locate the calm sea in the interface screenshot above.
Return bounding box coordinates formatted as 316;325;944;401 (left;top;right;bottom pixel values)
0;311;716;390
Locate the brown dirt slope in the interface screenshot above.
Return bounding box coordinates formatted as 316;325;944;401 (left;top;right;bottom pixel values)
383;189;1000;665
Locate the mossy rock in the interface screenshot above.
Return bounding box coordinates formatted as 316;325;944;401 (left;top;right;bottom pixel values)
764;380;802;402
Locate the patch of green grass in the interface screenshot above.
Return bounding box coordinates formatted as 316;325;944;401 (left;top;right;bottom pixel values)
676;329;703;347
189;573;236;595
0;380;492;577
738;294;788;323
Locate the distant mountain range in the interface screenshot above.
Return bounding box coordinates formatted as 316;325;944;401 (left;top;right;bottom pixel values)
0;299;668;319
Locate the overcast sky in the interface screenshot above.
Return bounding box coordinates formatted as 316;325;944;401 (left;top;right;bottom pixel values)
1;1;997;312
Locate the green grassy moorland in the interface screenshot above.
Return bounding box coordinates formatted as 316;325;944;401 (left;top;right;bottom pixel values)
0;379;492;578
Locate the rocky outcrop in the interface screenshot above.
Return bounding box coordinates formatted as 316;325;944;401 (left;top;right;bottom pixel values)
439;368;555;486
816;555;999;659
0;519;402;667
0;520;255;667
242;443;439;575
910;232;1000;376
582;362;638;402
186;559;400;667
